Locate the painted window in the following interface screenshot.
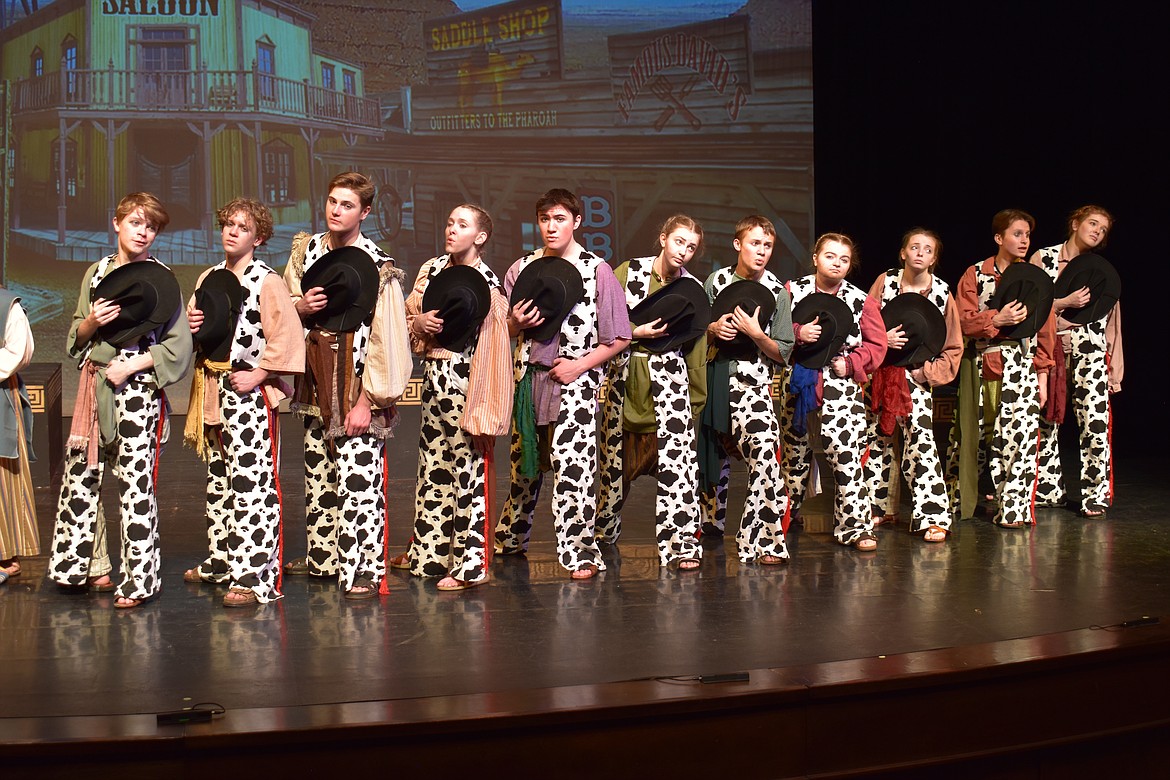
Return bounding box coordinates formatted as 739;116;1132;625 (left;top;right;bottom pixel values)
62;35;79;98
139;27;190;71
262;139;293;205
51;138;79;199
321;63;334;91
257;40;276;102
30;47;43;77
342;70;356;95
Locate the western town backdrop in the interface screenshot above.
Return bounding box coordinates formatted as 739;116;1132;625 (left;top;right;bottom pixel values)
0;0;813;416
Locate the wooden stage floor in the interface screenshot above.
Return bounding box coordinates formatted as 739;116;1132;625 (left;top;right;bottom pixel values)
2;413;1168;743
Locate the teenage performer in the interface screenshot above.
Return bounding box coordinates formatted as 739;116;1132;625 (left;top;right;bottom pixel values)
700;215;794;564
1030;205;1122;518
391;204;512;590
950;209;1056;528
494;188;631;580
0;286;38;585
283;172;412;599
781;232;887;550
48;192;192;608
864;229;962;542
182;197;304;606
597;214;707;569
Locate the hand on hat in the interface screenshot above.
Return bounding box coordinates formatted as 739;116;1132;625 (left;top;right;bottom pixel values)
188;306;204;335
830;356;849;379
992;300;1027;328
509;299;545;333
798;315;821;344
1055;285;1091;313
412;309;445;337
632;317;668;340
296;286;328;319
89;298;122;328
886;324;907;350
709;312;738;342
731;305;765;340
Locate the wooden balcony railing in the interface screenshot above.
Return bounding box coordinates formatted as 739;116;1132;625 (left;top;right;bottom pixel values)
12;65;381;130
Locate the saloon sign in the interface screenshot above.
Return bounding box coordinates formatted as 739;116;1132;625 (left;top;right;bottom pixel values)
101;0;221;15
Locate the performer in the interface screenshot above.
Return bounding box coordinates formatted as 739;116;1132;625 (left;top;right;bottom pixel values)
700;215;794;564
282;172;412;599
48;192;192;608
597;214;707;569
864;229;962;542
182;198;304;606
781;232;887;550
494;188;631;580
0;287;37;585
1030;206;1122;518
949;209;1056;527
391;204;512;590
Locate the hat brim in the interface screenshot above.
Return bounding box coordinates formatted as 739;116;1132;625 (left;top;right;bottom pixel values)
509;256;585;342
1054;253;1121;325
791;293;856;369
93;261;182;346
630;277;712;354
301;246;380;333
422;264;493;353
709;279;777;360
989;262;1054;340
880;293;947;367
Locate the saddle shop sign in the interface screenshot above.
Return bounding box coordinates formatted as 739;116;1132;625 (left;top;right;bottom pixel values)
609;16;753;129
100;0;221;15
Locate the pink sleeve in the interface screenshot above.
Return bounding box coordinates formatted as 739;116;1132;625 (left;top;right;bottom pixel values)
849;296;887;382
957;264;999;339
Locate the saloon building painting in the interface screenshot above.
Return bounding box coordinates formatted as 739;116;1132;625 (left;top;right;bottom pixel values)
1;0;381;261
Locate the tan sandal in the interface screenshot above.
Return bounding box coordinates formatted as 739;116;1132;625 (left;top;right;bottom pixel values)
223;587;258;607
570;564;598;580
436;575;489;591
923;525;949;543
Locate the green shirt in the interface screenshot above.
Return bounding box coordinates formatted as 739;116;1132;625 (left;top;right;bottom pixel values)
613;261;707;434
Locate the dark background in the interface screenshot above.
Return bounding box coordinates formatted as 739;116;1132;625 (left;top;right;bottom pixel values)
812;0;1169;458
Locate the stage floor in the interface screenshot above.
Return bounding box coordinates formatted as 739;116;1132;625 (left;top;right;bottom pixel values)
2;416;1168;723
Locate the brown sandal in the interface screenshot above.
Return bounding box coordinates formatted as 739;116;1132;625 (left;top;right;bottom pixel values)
223;587;258;607
570;564;598;580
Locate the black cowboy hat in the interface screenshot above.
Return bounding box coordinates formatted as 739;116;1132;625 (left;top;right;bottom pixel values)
1054;252;1121;325
791;292;857;369
300;246;380;333
92;260;182;347
508;255;585;342
709;279;777;360
192;269;244;362
629;276;712;354
988;261;1054;340
881;293;947;367
421;263;492;353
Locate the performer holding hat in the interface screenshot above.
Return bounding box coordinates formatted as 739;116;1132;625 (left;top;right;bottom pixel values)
282;172;411;599
781;232;887;551
597;214;709;569
948;209;1056;528
1029;205;1122;519
700;215;794;564
863;229;962;542
49;192;192;608
181;198;304;606
390;204;512;590
494;188;631;580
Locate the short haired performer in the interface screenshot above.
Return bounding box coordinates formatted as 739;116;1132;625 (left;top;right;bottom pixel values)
494;188;631;579
283;172;412;599
49;192;192;608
